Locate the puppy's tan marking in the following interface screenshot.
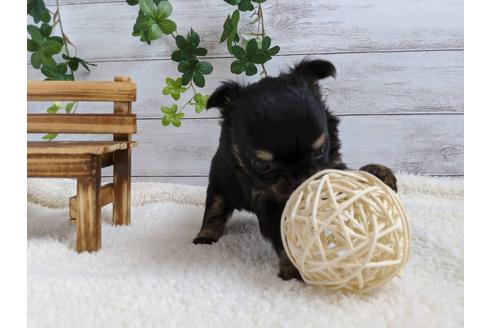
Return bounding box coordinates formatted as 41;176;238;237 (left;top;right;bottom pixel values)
232;144;245;168
311;134;326;150
256;150;274;161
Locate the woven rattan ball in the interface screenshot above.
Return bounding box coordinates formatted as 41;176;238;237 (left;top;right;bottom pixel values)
281;169;411;293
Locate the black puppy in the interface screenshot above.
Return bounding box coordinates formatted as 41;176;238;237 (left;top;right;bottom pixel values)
193;59;397;280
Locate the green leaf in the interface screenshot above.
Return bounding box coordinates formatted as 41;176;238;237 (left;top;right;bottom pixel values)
193;47;207;56
230;60;244;74
227;30;240;52
132;2;177;43
197;61;213;75
42;40;63;56
194;93;209;113
171;117;182;127
231;9;240;26
181;70;193;85
193;71;205;87
161;103;181;127
220;10;240;44
42;133;58;141
27;38;39;52
27;25;43;43
62;54;96;72
27;0;51;24
162;77;187;100
268;45;280;56
253;52;270;64
39;23;52;38
31;52;43;69
261;36;271;50
147;23;163;40
194;93;203;102
65;102;75;113
41;63;73;80
48;36;64;45
67;58;79;71
175;35;187;49
166;77;177;88
188;29;200;48
162;116;171;126
238;0;254;11
245;39;258;59
157;19;176;34
170;104;178;114
178;60;191;73
126;0;140;5
231;46;245;59
245;63;257;76
46;102;61;114
220;15;232;43
156;1;173;18
160;104;178;115
171;50;183;62
139;0;156;16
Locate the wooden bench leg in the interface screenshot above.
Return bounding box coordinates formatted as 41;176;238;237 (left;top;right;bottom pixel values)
76;159;101;252
69;196;77;223
113;149;131;225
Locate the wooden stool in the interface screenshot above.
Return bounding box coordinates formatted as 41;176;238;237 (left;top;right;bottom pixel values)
27;77;137;252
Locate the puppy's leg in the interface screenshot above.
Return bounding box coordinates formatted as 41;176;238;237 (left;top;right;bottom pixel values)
359;164;398;192
193;187;233;244
256;202;302;281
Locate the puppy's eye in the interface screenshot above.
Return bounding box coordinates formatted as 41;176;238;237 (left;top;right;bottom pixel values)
252;159;275;174
312;146;325;160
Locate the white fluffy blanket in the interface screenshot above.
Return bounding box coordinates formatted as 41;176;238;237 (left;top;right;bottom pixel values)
27;175;463;327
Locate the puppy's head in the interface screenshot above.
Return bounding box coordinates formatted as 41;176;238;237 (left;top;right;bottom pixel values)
207;59;341;199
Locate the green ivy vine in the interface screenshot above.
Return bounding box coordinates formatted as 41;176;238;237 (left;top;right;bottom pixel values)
27;0;280;130
221;0;279;77
125;0;279;127
27;0;96;140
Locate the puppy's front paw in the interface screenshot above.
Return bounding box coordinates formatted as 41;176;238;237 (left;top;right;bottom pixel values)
192;229;220;245
192;236;217;245
359;164;398;192
278;251;303;281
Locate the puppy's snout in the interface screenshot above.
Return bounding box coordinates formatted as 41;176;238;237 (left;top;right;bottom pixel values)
288;174;308;192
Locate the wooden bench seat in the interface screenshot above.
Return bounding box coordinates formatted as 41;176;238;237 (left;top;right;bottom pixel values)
27;141;135;155
27;76;137;253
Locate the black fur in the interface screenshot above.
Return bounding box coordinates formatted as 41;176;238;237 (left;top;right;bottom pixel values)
192;59;396;280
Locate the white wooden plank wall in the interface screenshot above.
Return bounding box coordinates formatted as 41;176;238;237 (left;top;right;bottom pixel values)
28;0;464;184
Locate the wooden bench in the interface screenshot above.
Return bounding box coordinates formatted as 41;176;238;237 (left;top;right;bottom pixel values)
27;77;137;252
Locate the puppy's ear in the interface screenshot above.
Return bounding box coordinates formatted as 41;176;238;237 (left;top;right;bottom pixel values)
292;59;336;82
206;81;242;114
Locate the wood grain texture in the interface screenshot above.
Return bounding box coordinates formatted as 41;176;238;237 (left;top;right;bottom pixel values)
70;182;113;221
112;98;132;226
27;51;464;117
76;156;101;252
30;1;463;177
40;0;463;61
125;115;463;176
28;115;463;176
27;141;133;155
27;154;95;178
27;114;136;134
27;80;136;102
